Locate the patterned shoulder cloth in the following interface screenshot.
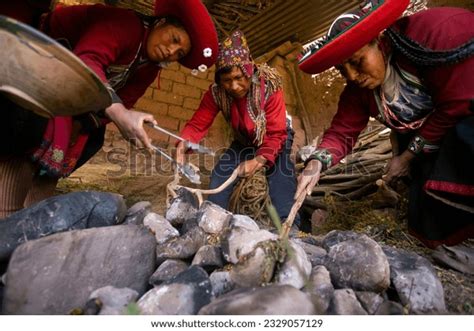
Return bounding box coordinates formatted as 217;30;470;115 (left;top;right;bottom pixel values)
211;63;283;146
211;30;283;146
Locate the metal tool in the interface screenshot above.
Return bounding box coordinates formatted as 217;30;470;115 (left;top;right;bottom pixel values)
150;144;201;185
147;123;215;156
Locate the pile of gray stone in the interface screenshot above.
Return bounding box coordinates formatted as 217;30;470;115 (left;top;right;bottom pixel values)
0;189;446;315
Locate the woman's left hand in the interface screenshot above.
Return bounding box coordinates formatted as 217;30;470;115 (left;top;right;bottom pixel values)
383;150;415;184
237;156;267;177
105;103;157;150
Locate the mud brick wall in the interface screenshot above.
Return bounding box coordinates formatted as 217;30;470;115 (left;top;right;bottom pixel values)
134;63;215;143
105;63;231;150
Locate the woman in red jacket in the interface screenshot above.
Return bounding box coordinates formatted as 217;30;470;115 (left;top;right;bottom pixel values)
176;30;299;227
0;0;218;217
297;0;473;251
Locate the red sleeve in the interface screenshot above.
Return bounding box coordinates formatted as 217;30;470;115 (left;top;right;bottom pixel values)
255;90;288;166
117;65;161;109
49;5;143;83
180;89;219;143
319;84;371;166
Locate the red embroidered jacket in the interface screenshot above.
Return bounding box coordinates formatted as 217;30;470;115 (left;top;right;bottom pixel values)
180;89;288;166
43;4;160;108
319;7;473;167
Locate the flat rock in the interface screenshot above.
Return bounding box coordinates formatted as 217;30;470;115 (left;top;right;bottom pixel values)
355;291;384;315
156;226;207;264
274;240;312;289
230;215;260;232
323;231;390;292
383;246;446;313
138;266;212;315
192;245;223;271
143;213;179;244
3;225;156;314
292;239;327;267
229;245;276;288
303;265;334;314
88;286;139;315
165;188;199;226
198;285;316;315
221;227;277;264
123;201;152;225
209;271;235;297
329;289;368;315
0;191;126;261
197;201;232;234
149;259;189;286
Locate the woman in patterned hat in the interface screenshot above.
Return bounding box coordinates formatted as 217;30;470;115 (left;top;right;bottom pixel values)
296;0;473;252
0;0;218;217
176;30;300;228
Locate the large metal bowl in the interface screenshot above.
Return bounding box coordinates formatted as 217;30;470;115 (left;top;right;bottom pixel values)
0;15;111;118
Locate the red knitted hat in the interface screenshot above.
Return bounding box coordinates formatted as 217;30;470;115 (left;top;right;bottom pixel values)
155;0;218;71
298;0;409;74
217;30;254;77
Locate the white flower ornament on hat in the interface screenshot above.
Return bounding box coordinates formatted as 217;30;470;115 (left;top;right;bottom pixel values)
203;48;212;58
191;69;199;76
198;64;208;72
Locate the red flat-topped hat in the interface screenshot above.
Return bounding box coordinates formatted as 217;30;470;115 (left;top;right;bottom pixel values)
155;0;218;71
298;0;409;74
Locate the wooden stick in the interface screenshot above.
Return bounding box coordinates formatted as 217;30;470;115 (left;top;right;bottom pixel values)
280;190;307;240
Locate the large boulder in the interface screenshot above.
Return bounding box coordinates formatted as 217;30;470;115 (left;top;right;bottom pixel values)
383;246;446;313
3;225;156;314
322;231;390;292
0;191;127;261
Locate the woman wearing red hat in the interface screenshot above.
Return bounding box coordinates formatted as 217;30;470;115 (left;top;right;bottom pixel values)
176;30;300;228
0;0;218;217
297;0;473;256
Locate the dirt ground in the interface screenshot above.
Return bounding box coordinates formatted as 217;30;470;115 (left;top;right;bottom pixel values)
57;156;474;315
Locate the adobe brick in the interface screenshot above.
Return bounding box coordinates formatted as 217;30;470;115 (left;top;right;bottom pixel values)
183;97;201;110
156;115;180;131
134;98;168;116
155;78;173;92
153;90;184;106
143;87;153;98
168;105;195;121
186;76;212;90
160;68;186;83
172;82;201;99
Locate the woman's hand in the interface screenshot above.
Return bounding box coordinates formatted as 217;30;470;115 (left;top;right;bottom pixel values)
175;141;186;165
105;103;156;150
383;150;415;184
295;159;323;198
237;156;267;177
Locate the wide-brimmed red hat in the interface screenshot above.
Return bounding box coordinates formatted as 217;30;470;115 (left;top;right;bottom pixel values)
155;0;218;71
298;0;409;74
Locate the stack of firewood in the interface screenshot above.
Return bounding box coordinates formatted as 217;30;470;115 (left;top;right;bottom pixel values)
304;123;393;211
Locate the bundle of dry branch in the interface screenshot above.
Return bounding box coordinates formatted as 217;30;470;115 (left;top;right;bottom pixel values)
304;122;392;210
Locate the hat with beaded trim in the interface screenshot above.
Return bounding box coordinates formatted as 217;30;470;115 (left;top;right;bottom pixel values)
155;0;218;72
298;0;409;74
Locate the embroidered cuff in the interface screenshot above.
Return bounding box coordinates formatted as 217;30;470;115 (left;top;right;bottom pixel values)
408;135;439;154
304;148;333;171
